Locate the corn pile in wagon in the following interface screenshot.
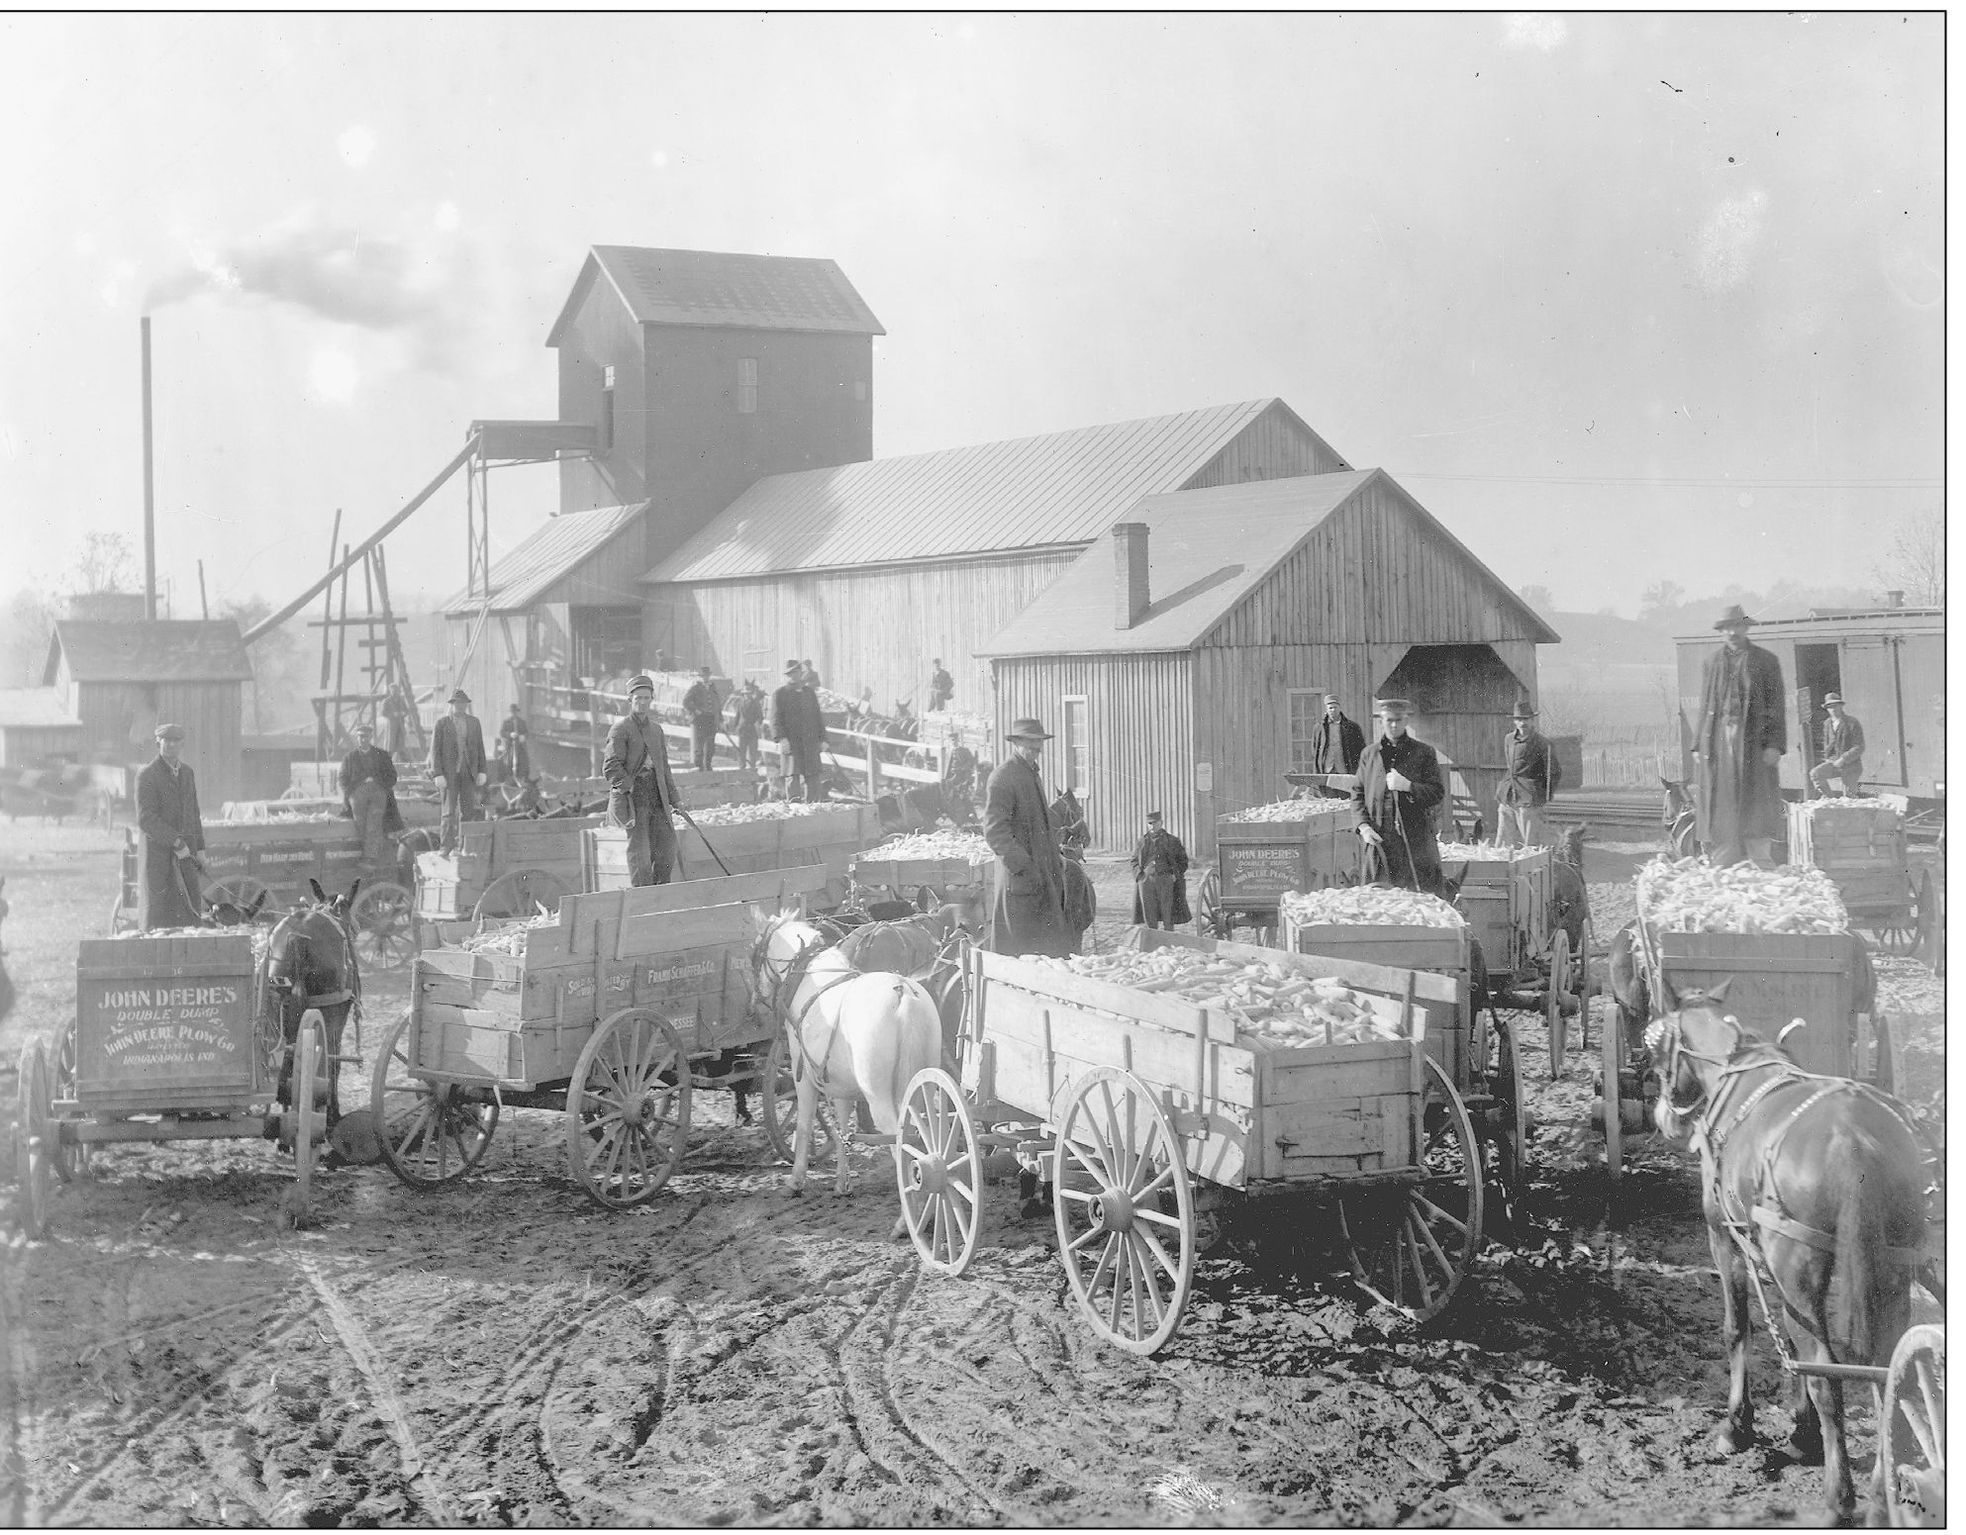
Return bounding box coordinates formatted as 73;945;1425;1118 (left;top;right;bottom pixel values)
454;909;562;956
1636;856;1849;935
1279;886;1466;929
865;829;993;863
1435;840;1551;860
1032;947;1404;1049
1222;798;1356;823
688;801;837;825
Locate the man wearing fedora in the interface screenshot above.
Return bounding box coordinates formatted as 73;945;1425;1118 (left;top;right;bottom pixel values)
1809;692;1866;798
1350;699;1449;896
1496;697;1562;848
1130;809;1192;931
136;723;209;930
771;659;827;801
429;687;488;854
604;674;686;884
1693;604;1788;866
982;718;1074;956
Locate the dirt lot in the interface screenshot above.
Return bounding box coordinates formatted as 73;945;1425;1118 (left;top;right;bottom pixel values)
0;820;1943;1527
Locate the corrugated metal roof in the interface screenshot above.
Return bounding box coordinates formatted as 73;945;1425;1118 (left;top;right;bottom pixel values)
644;399;1285;582
0;687;84;729
45;621;253;683
443;502;648;615
978;473;1374;656
547;246;884;345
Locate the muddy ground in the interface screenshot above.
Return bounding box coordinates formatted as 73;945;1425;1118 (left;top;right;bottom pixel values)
0;819;1944;1528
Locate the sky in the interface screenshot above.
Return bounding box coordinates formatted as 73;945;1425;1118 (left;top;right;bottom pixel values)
0;12;1944;623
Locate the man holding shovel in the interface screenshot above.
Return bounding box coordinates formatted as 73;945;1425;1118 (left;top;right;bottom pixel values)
603;674;688;885
136;723;209;929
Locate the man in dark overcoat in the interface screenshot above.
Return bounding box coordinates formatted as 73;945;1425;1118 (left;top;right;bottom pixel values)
927;658;954;713
1129;810;1192;930
981;718;1074;956
340;720;403;873
1349;699;1449;897
771;660;827;802
1311;694;1366;778
731;679;765;772
1692;605;1788;866
682;666;721;772
603;674;685;885
136;723;208;930
1495;698;1561;848
429;688;488;854
1808;692;1866;799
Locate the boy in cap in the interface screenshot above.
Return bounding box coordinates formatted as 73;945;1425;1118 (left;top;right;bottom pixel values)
682;665;721;772
136;723;209;929
771;660;827;801
429;688;488;854
1496;698;1561;848
340;720;402;874
982;719;1074;956
1692;605;1787;865
1311;693;1365;778
1808;693;1866;798
603;674;686;884
1349;699;1449;896
1130;810;1191;931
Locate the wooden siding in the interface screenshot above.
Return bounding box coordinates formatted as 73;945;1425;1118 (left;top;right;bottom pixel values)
1208;479;1548;649
444;614;525;730
653;552;1078;703
74;679;244;805
0;724;88;768
992;654;1194;852
556;274;648;515
1375;643;1531;816
1186;409;1349;488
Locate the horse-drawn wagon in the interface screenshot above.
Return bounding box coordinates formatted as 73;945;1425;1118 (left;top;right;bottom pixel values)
582;800;882;904
1195;798;1355;943
412;812;604;929
1785;797;1938;961
888;926;1482;1353
850;829;993;910
371;864;833;1208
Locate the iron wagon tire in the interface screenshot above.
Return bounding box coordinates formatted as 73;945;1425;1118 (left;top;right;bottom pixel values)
1601;1001;1624;1184
566;1008;691;1211
1338;1057;1484;1323
1051;1067;1196;1356
1492;1020;1527;1211
1882;1324;1945;1527
16;1043;53;1239
472;866;572;924
1544;929;1572;1080
895;1067;983;1277
370;1011;500;1187
348;881;417;972
759;1027;836;1167
50;1018;83;1183
1196;869;1223;939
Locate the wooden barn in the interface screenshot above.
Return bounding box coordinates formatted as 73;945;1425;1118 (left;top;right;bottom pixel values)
978;472;1560;855
41;620;253;805
0;688;87;768
642;399;1350;706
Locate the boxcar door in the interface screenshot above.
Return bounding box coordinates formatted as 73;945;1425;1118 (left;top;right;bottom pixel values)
1838;637;1906;787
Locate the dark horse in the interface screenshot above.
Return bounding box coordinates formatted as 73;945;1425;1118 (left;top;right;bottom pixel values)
264;879;363;1128
1648;980;1931;1524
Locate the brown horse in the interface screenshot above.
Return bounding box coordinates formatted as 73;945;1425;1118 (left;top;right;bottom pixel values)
264;880;363;1127
1647;981;1930;1524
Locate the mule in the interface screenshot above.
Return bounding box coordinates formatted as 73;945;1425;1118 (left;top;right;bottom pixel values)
1550;823;1590;957
1648;980;1929;1524
264;879;363;1128
874;783;976;835
1661;776;1698;856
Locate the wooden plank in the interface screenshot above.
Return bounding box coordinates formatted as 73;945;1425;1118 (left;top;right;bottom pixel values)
976;950;1217;1040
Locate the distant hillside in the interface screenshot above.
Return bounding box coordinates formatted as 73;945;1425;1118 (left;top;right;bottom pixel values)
1539;610;1675;669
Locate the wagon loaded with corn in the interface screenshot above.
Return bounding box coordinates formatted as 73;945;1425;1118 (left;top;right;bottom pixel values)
887;926;1484;1353
582;800;883;910
1785;797;1938;962
850;829;994;911
1196;798;1355;944
413;813;605;935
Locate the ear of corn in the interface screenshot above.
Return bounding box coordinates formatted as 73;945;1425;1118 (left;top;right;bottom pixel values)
1222;799;1355;823
1279;887;1466;929
1635;855;1849;935
862;830;993;863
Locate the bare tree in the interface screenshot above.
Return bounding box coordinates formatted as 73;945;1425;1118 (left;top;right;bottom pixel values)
1639;578;1685;626
1872;510;1944;606
73;532;135;595
1516;583;1556;614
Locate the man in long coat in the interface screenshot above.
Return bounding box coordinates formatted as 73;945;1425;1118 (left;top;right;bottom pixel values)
682;666;721;772
340;720;403;874
1349;699;1449;897
603;674;686;885
136;723;208;930
1311;694;1366;777
771;660;827;802
429;688;488;854
1495;698;1562;848
1129;809;1192;930
982;718;1075;956
1693;605;1788;866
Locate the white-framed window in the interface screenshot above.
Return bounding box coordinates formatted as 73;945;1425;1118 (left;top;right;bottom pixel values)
1063;696;1089;792
1287;688;1325;774
738;357;758;415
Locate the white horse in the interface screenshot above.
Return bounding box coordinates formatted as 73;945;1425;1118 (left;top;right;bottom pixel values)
755;915;944;1198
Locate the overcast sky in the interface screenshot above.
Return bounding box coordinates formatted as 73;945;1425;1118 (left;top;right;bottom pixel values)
0;12;1943;623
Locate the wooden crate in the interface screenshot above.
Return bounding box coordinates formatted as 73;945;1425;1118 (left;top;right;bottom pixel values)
1785;801;1909;917
1440;846;1551;975
74;933;264;1112
1277;916;1472;1091
582;803;881;892
1641;925;1857;1078
964;938;1439;1190
851;852;990;890
1213;809;1352;909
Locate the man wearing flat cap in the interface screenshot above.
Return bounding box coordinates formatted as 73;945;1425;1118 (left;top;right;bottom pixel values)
1130;810;1192;931
340;721;403;875
1311;694;1365;778
429;688;488;854
1349;699;1450;896
603;675;686;884
136;724;209;930
1808;693;1866;799
683;665;722;773
1496;698;1561;849
771;660;827;801
982;718;1074;956
1692;604;1787;866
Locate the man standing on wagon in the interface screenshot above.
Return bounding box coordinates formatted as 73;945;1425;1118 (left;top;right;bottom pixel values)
603;674;686;885
1350;699;1449;897
136;723;209;930
1692;605;1788;866
340;721;403;877
981;718;1075;957
1495;698;1561;848
429;689;488;854
772;660;827;802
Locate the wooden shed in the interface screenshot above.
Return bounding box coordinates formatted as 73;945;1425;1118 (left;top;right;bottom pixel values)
641;398;1350;706
0;687;87;768
42;620;252;805
978;472;1560;855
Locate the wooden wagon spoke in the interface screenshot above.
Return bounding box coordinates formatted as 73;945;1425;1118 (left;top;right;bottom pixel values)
1412;1192;1471;1240
1411;1200;1458;1277
1134;1224;1181;1283
1065;1221;1106;1257
1132;1162;1177;1202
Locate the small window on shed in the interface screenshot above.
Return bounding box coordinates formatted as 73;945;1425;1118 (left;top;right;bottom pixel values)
1287;689;1323;775
599;364;615;452
738;357;758;415
1063;696;1089;792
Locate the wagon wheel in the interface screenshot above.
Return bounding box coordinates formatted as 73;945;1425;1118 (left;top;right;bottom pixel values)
472;867;572;924
757;1026;836;1167
1338;1057;1484;1323
1195;869;1226;939
1544;929;1572;1080
49;1018;83;1183
14;1043;53;1239
1884;1323;1945;1527
106;895;138;937
1051;1067;1195;1356
206;873;276;919
1601;999;1626;1184
1490;1019;1527;1211
348;881;417;972
567;1008;691;1210
287;1019;321;1227
370;1011;500;1187
895;1067;983;1277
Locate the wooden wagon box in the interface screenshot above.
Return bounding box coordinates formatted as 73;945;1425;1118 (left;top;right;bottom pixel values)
582;803;881;894
1213;808;1352;907
673;767;763;808
412;864;831;1087
1277;916;1472;1089
75;934;263;1112
1637;923;1857;1078
196;818;367;899
1439;846;1551;975
1785;801;1908;914
963;936;1444;1190
851;852;991;890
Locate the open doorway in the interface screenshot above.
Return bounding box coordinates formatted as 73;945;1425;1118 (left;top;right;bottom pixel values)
1792;643;1840;778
